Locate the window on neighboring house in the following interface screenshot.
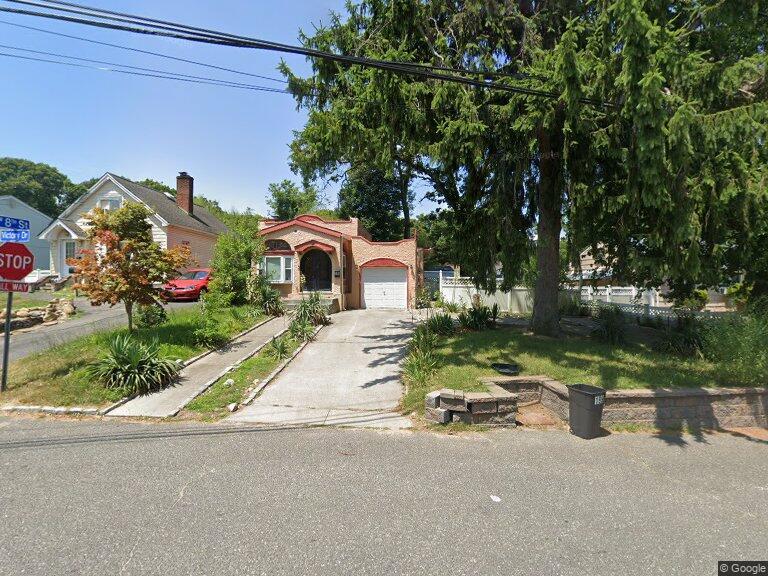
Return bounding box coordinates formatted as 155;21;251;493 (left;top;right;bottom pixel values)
263;255;293;283
64;240;77;273
99;197;122;211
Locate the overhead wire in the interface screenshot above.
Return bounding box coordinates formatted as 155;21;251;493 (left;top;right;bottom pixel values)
0;18;287;83
0;0;613;107
0;50;289;92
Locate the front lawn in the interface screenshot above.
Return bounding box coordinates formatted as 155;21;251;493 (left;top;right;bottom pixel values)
402;326;722;415
185;336;300;420
2;305;261;408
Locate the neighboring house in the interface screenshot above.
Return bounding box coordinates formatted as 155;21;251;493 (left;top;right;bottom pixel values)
0;195;52;270
568;246;613;286
39;172;227;278
259;214;422;310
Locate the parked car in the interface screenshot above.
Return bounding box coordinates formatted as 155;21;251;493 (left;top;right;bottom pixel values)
162;268;211;301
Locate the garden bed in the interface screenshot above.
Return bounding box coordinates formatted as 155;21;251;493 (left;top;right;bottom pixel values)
1;305;260;408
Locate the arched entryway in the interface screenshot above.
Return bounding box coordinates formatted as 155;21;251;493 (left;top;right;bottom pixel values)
300;249;332;291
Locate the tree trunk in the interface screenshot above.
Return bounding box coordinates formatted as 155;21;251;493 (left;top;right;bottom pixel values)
532;120;564;337
401;184;411;239
125;300;134;332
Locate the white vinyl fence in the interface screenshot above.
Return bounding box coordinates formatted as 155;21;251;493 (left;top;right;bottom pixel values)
437;275;729;319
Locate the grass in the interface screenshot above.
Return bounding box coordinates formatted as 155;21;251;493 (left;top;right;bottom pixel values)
402;326;725;415
185;336;300;420
2;305;262;408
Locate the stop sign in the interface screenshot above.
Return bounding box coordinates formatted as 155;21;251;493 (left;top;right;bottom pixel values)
0;243;34;281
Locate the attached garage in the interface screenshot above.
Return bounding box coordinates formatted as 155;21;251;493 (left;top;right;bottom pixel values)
361;260;408;309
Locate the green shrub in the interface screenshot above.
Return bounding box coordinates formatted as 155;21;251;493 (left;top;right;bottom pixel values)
654;317;704;358
293;292;330;325
590;305;626;345
209;230;262;305
289;318;316;342
560;298;590;317
86;334;180;395
410;324;438;354
673;288;709;311
415;287;432;309
256;284;285;316
458;304;492;331
637;313;665;329
490;303;500;324
402;348;437;385
441;300;461;313
426;312;455;336
700;311;768;386
269;336;292;360
192;318;228;349
134;302;168;328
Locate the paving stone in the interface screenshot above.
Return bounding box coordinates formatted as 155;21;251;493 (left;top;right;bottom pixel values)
425;407;450;424
440;390;467;412
424;390;441;409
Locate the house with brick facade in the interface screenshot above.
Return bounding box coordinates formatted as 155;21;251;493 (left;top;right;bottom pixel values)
259;214;422;310
39;172;227;278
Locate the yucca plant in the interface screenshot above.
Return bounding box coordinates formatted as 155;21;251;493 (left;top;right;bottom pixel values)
294;292;330;325
269;336;291;360
86;334;180;395
289;318;316;342
426;312;455;336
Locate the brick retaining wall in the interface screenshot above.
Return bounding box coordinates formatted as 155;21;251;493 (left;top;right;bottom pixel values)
480;376;767;429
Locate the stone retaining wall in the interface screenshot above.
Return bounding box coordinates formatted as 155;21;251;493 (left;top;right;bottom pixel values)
480;375;768;429
424;384;518;426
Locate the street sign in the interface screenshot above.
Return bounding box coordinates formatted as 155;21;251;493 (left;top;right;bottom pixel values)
0;215;30;230
0;229;31;243
0;281;30;293
0;243;34;281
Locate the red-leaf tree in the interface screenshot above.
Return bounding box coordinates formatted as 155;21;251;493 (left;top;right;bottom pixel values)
70;203;190;331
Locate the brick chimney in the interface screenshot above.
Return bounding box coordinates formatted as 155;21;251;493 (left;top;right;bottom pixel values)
176;171;193;214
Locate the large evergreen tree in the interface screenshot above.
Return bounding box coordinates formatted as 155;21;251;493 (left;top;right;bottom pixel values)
283;0;767;334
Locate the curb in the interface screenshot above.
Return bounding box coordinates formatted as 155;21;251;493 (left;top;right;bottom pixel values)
242;324;324;406
0;404;100;416
164;325;292;417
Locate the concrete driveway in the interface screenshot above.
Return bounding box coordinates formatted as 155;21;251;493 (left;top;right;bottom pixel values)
228;309;416;428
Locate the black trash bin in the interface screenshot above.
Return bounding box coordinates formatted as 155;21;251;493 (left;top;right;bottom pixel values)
567;384;606;439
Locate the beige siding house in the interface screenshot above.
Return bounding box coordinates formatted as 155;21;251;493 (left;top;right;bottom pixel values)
259;215;422;310
39;172;227;277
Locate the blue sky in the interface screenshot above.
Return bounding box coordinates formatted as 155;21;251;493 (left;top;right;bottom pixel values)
0;0;427;216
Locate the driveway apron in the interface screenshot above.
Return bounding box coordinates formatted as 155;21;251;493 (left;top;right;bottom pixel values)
228;310;415;429
107;316;290;418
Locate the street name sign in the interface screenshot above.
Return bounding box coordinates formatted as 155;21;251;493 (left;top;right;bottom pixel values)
0;216;30;230
0;229;31;243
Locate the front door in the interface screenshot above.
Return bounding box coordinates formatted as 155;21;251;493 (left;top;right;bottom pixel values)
60;240;76;278
300;249;332;291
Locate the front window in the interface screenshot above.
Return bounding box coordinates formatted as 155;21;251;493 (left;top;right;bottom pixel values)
263;255;293;283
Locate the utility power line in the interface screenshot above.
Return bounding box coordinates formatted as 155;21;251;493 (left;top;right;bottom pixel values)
0;0;612;107
0;42;288;89
0;18;287;83
0;50;289;92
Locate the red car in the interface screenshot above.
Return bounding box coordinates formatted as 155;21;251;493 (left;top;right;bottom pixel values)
163;268;211;301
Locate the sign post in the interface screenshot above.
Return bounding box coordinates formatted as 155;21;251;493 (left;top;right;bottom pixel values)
0;242;35;392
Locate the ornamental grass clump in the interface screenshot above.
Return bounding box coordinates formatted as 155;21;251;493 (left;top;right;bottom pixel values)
293;292;330;326
87;334;180;395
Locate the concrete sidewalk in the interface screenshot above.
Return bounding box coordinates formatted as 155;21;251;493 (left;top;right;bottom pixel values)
107;316;289;418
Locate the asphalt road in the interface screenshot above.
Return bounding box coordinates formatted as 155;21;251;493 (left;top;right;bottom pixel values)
0;417;765;575
7;299;196;362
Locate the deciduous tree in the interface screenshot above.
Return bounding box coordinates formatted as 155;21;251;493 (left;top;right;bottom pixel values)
71;203;190;331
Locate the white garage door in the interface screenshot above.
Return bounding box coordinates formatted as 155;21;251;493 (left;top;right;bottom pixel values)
362;267;408;309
